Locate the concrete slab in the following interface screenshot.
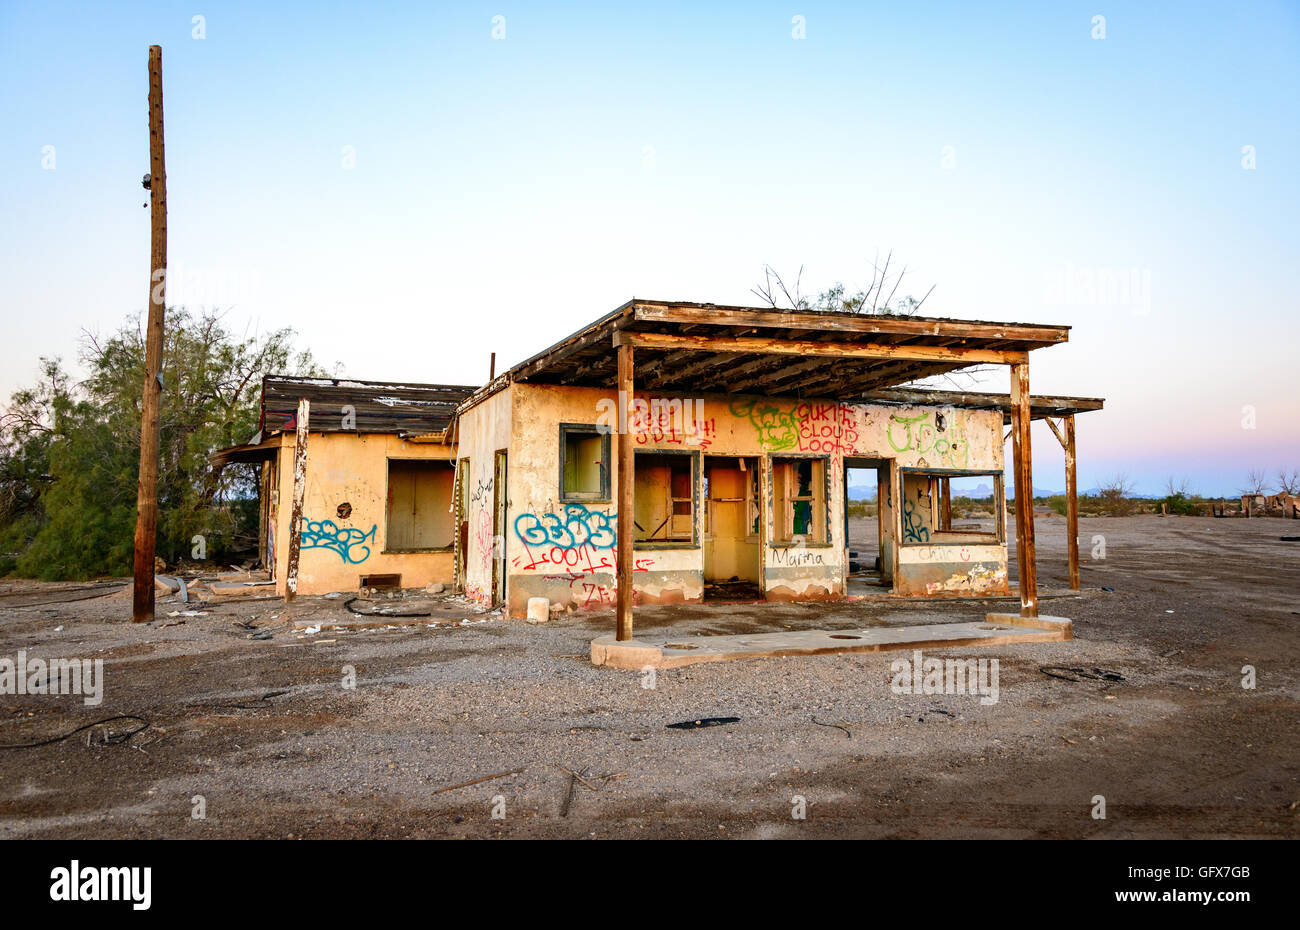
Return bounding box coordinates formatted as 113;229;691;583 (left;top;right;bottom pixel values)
591;613;1071;670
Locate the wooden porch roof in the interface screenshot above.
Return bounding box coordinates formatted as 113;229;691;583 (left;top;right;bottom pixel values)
259;376;476;437
860;388;1104;423
502;299;1072;398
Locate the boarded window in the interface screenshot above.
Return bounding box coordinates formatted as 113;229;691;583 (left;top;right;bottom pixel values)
633;453;695;544
772;457;827;544
560;424;609;501
386;460;454;550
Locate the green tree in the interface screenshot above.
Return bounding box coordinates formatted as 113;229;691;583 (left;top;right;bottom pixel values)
0;310;328;579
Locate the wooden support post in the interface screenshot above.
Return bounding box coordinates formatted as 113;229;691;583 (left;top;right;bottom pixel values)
615;343;634;641
131;45;168;623
1009;362;1038;617
284;399;310;601
941;477;952;530
1064;414;1080;590
489;352;496;380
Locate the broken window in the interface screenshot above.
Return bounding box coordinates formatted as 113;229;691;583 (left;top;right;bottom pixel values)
386;459;455;551
559;424;610;501
900;469;1003;544
771;456;827;544
633;452;696;545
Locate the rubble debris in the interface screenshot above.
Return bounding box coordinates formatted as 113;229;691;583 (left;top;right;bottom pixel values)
559;769;578;817
527;597;549;624
0;714;149;750
1039;666;1125;683
431;767;524;795
811;716;852;737
666;717;740;730
343;597;430;618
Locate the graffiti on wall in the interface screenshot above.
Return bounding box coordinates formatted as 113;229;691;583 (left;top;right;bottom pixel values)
731;398;798;450
794;402;860;454
526;558;656;607
886;411;969;468
469;476;493;505
515;503;616;551
732;398;863;455
629;399;716;448
474;509;495;572
301;519;377;563
902;499;929;543
771;546;825;567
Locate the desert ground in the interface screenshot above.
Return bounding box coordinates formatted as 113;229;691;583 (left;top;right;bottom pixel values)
0;513;1296;839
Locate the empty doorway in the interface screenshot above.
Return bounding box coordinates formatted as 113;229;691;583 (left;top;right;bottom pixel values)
844;457;892;594
703;456;760;599
492;451;507;607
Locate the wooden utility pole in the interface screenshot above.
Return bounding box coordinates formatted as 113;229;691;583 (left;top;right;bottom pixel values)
615;343;634;641
132;45;167;622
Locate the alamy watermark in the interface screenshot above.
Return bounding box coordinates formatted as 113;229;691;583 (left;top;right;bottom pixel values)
0;651;102;705
890;649;999;705
1043;264;1151;315
595;393;707;443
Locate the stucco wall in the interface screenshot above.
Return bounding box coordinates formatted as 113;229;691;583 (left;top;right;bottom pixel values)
272;432;455;596
458;382;1009;616
456;388;512;606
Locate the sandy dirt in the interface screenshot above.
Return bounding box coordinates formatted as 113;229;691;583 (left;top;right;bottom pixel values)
0;513;1296;839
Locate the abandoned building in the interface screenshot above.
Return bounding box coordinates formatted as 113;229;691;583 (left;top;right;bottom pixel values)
212;377;475;596
214;300;1103;639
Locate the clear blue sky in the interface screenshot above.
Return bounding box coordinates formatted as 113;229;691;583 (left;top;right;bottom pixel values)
2;1;1296;495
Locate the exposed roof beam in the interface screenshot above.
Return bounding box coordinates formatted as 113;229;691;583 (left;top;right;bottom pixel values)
614;330;1026;366
631;303;1070;345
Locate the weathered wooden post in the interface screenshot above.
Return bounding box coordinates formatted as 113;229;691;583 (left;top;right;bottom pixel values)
284;399;310;601
132;45;167;623
1009;361;1038;617
1064;414;1080;590
616;341;634;640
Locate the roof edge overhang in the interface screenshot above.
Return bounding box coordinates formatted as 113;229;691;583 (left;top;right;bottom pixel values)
857;387;1104;423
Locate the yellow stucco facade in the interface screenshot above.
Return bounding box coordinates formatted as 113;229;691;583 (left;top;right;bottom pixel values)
456;382;1010;618
268;432;456;597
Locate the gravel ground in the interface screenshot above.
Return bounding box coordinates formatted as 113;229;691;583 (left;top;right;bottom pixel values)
0;513;1296;839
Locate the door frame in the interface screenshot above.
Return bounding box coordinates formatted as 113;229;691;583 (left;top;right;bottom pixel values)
492;450;508;608
843;456;895;592
453;458;469;593
702;454;762;587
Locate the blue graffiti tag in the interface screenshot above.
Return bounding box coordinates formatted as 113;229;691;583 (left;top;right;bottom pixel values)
902;499;929;543
301;519;377;563
514;504;617;550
